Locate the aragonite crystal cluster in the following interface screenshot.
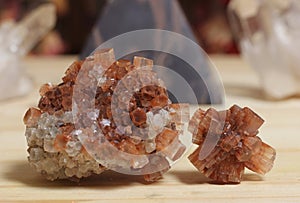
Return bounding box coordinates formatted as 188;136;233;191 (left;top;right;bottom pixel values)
23;48;275;184
23;48;187;181
188;105;276;183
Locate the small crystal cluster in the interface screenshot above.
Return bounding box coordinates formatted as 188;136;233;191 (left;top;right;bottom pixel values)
24;48;187;181
188;105;276;183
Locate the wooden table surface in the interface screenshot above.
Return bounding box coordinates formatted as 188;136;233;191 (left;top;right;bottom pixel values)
0;55;299;202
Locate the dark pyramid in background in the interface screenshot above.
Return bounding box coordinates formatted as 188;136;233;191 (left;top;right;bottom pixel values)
80;0;224;104
80;0;197;53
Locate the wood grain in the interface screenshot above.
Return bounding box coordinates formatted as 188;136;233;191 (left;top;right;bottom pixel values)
0;55;299;202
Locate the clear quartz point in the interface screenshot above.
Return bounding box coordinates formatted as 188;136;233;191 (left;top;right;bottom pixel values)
0;3;56;100
4;3;56;56
228;0;300;99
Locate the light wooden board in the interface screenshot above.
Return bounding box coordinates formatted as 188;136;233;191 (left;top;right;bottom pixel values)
0;55;299;202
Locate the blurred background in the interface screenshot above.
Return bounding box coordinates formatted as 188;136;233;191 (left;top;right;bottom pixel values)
0;0;238;55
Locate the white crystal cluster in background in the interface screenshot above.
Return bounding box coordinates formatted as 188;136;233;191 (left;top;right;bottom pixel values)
229;0;300;99
0;4;55;100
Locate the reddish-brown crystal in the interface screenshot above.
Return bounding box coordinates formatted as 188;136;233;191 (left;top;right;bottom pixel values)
188;105;276;183
118;138;143;155
23;107;42;127
133;56;154;69
130;108;147;127
54;125;74;151
62;61;83;83
150;94;169;108
155;128;178;151
142;156;170;182
39;83;55;96
94;48;115;69
244;142;276;174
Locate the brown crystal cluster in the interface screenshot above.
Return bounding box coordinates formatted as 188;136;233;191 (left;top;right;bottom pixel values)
24;48;187;181
188;105;276;183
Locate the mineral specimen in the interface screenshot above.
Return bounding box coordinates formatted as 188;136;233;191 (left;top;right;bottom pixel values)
228;0;300;99
0;3;56;100
24;48;187;181
188;105;276;183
